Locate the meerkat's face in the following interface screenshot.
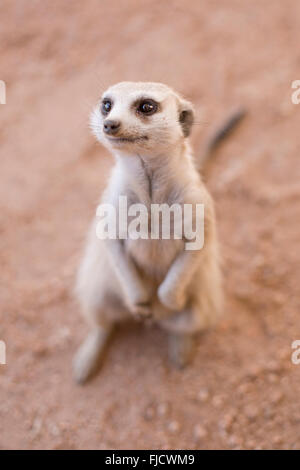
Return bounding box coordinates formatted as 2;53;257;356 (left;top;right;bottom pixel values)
90;82;194;155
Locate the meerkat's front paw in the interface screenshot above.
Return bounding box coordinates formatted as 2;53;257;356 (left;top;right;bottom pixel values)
158;282;186;311
126;281;153;319
130;301;152;320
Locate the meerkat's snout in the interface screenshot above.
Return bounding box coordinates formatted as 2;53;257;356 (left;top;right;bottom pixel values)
103;119;121;136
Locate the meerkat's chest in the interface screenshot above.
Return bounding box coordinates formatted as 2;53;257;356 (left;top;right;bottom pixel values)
122;189;185;279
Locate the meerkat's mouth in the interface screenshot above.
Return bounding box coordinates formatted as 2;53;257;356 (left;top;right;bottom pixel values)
107;135;148;143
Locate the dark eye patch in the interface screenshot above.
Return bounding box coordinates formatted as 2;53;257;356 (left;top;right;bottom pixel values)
101;98;113;115
135;98;159;116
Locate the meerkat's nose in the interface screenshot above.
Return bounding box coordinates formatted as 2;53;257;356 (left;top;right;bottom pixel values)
103;119;121;135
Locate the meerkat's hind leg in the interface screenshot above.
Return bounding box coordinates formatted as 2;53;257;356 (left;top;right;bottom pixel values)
167;333;197;369
73;324;114;384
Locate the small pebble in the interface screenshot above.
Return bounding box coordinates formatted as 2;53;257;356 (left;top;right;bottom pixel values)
48;422;61;438
167;420;180;434
219;412;235;432
237;382;252;395
267;373;279;384
212;395;224;408
157;402;170;417
244;404;259;421
197;388;209;403
227;434;243;447
270;390;283;405
193;424;208;441
272;435;283;446
143;404;155;421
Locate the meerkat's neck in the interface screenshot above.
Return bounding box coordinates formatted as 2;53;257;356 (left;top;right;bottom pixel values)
113;140;199;204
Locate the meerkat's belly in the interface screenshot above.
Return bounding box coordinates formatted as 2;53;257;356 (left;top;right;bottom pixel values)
125;237;183;281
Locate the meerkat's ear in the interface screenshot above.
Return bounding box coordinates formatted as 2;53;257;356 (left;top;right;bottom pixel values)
178;98;195;138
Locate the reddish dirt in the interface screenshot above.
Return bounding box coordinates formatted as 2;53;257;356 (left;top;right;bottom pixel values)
1;0;300;450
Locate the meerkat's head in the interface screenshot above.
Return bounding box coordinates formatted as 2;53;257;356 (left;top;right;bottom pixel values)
90;81;194;155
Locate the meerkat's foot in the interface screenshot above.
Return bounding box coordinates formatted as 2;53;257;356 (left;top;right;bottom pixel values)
73;326;113;384
168;333;197;369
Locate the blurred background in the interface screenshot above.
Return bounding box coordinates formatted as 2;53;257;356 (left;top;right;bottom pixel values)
0;0;300;450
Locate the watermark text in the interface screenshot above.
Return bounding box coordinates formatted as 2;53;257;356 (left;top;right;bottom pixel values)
96;196;205;250
291;340;300;365
0;340;6;365
0;80;6;104
291;80;300;104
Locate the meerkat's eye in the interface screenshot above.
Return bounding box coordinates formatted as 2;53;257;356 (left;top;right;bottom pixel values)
137;99;158;116
101;99;112;115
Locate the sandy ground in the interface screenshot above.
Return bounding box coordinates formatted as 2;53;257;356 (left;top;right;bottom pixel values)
0;0;300;450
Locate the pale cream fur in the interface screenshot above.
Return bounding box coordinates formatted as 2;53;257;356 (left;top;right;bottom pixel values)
73;82;223;383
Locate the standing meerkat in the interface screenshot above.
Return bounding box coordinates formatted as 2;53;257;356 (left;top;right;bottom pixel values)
73;81;244;384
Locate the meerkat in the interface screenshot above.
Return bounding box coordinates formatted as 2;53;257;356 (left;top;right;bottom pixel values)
73;81;245;384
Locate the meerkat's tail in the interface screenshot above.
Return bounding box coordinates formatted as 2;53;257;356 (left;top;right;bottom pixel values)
197;108;247;171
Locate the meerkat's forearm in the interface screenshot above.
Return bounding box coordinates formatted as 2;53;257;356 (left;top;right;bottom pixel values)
158;202;215;312
105;239;150;311
158;247;203;311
